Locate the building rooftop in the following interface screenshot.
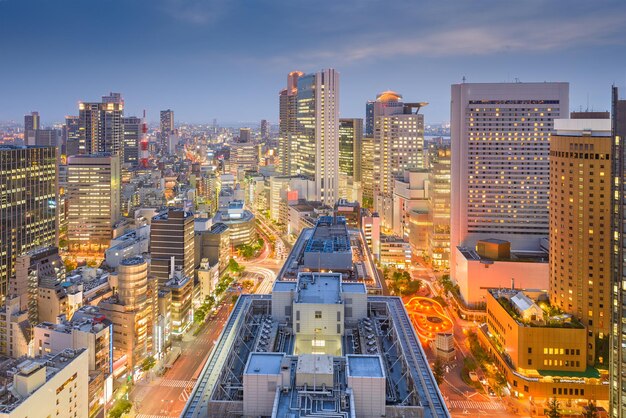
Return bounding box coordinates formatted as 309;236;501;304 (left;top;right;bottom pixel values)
272;281;297;292
346;355;384;378
244;353;284;375
341;282;367;294
295;273;342;304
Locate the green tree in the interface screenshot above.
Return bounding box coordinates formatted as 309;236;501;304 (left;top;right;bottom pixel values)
108;399;132;418
227;258;244;274
432;358;445;385
545;398;561;418
141;356;156;372
584;402;598;418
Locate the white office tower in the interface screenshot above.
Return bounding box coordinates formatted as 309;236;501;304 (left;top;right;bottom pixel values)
294;68;340;206
450;82;569;281
371;91;426;230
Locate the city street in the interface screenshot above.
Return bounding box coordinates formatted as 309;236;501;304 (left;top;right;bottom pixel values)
131;303;231;418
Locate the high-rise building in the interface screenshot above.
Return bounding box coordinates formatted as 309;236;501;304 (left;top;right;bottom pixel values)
260;119;269;140
239;127;251;143
0;145;58;298
549;116;612;367
427;144;451;270
338;118;363;202
294;68;340;205
278;71;303;175
99;257;151;372
160;109;175;152
372;91;426;230
66;154;121;253
150;209;195;286
610;86;626;417
24;111;40;132
365;101;374;136
78;93;124;157
450;82;569;281
122;116;141;165
64;115;80;156
361;135;374;207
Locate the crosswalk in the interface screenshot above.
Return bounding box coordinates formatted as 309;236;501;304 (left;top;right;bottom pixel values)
448;400;506;411
136;415;171;418
159;379;193;388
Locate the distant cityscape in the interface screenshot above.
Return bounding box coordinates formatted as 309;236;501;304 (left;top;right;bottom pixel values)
2;2;626;418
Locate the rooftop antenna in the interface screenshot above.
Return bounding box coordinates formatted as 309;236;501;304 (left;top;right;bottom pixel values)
462;76;466;84
586;93;590;112
514;77;520;83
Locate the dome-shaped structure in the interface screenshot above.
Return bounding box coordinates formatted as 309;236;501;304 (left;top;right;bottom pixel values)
376;90;403;102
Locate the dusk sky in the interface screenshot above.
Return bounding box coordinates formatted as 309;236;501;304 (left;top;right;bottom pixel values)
2;0;626;125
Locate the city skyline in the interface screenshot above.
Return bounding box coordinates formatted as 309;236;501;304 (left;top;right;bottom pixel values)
1;0;626;124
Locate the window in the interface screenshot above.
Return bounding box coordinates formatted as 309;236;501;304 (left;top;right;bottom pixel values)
528;347;532;354
315;311;322;319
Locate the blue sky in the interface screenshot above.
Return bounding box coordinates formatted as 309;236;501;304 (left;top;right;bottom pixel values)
1;0;625;125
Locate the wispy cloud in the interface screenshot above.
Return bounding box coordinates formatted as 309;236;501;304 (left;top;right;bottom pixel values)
157;0;230;25
258;8;626;67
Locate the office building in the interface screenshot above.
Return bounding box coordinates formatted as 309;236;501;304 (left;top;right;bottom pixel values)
480;289;607;403
294;68;340;205
196;223;230;273
260;119;269;140
24;111;40;134
610;86;626;417
239;127;251;143
450;82;569;283
163;271;193;336
122;116;141;165
392;168;430;241
64;115;80;156
150;209;195;286
371;91;426;230
78;92;124;156
428;144;451;270
160;109;175;152
181;269;448;418
278;71;303;175
365;100;374;136
361;135;374;207
0;349;89;418
10;246;65;325
99;257;152;374
338;118;363;202
66;154;120;253
212;201;257;246
549;116;611;367
0;145;58;298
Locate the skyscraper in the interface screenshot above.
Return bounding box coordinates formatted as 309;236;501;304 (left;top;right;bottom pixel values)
78;93;124;157
450;82;569;280
428;144;451;270
260;119;269;140
0;146;58;297
365;100;374;136
150;209;195;286
64;115;80;156
338;118;363;202
278;71;303;175
294;68;340;205
239;127;251;143
24;111;40;145
549;115;612;368
160;109;175;152
122;116;141;166
610;86;626;418
361;135;374;207
66;154;121;253
371;91;426;230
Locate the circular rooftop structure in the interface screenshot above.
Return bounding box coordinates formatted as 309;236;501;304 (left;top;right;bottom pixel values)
376;90;402;102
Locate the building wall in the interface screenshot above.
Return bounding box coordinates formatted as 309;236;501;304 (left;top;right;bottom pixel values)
242;372;282;417
4;351;89;418
294;302;344;337
347;375;386;418
549;130;611;366
454;247;549;305
450;83;569;283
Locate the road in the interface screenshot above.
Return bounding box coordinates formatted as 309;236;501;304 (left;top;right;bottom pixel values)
131;303;231;418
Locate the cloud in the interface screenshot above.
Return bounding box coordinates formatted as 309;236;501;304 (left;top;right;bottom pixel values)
259;7;626;67
157;0;230;24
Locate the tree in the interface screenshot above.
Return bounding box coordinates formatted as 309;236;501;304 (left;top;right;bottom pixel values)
108;399;132;418
141;356;156;372
432;358;445;385
228;258;244;274
545;398;561;418
584;402;598;418
242;279;255;293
